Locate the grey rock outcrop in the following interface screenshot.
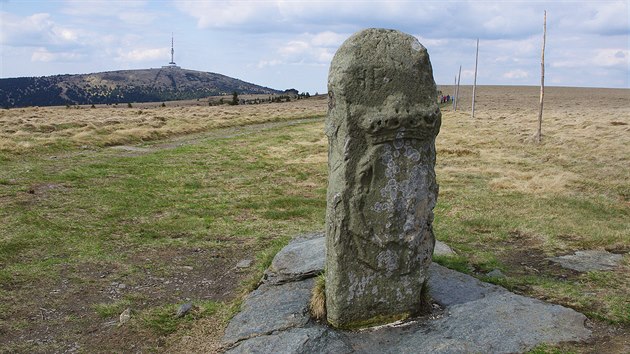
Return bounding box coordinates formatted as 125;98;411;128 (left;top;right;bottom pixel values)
222;234;591;353
325;28;441;328
222;279;314;346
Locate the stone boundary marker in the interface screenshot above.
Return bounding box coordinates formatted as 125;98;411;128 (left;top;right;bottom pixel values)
222;233;591;353
325;28;441;328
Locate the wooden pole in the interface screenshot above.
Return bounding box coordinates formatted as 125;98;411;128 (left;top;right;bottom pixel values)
471;38;479;119
452;75;457;109
536;11;547;143
454;65;461;111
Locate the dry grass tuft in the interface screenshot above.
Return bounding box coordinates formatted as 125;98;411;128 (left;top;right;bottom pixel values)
309;273;327;321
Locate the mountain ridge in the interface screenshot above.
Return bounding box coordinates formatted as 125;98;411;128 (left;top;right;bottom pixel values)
0;67;282;108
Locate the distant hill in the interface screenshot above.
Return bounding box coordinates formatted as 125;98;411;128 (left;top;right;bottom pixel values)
0;67;282;108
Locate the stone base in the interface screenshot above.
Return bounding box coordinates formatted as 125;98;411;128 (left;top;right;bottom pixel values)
222;233;591;353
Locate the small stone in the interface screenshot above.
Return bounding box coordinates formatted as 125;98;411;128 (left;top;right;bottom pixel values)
181;266;193;271
118;283;127;289
236;259;253;268
118;308;131;326
434;240;456;256
486;269;506;278
175;303;193;318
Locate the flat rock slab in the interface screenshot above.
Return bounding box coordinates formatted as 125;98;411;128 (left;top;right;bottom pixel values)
349;291;590;353
223;234;591;353
264;232;325;285
548;250;625;272
427;263;508;307
223;278;314;345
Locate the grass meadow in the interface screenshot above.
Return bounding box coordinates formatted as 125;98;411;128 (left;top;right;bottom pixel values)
0;87;628;352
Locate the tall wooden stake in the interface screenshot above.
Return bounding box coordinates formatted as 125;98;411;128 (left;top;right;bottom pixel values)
471;38;479;119
452;75;457;109
454;65;461;111
536;11;547;143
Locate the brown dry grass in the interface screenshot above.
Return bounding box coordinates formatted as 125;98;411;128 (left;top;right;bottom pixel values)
0;97;326;154
438;85;629;199
309;274;327;321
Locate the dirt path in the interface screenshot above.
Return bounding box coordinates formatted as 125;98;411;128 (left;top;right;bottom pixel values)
108;116;323;155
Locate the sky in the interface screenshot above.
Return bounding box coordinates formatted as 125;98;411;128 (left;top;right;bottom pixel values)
1;0;628;93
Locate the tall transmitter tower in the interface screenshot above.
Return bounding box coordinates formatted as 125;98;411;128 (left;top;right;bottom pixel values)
167;33;179;68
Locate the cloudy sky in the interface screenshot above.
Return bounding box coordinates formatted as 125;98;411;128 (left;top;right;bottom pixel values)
1;0;628;93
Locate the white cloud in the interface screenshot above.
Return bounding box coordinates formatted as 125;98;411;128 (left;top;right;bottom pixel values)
414;36;448;48
61;0;157;25
115;47;168;62
0;12;84;47
460;69;476;79
174;0;272;29
279;40;310;56
593;49;629;68
503;69;529;79
559;1;629;36
311;31;346;47
256;59;283;68
262;31;349;67
31;48;85;62
551;48;628;69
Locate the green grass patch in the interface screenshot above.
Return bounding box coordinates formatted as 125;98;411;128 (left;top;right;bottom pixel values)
0;118;329;350
94;299;133;318
141;300;221;336
432;254;473;274
527;343;576;354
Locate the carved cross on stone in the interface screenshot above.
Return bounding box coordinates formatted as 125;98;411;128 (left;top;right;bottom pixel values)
325;28;441;328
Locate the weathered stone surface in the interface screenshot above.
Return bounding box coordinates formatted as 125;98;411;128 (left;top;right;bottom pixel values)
222;278;314;345
427;263;508;307
548;250;625;272
264;232;325;284
384;292;591;353
226;327;353;354
325;28;441;327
